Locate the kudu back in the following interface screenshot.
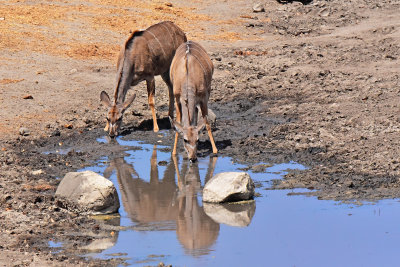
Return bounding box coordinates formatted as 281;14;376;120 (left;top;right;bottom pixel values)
169;41;218;161
100;21;187;137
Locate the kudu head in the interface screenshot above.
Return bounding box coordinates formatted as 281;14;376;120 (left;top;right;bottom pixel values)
100;91;136;138
170;116;206;162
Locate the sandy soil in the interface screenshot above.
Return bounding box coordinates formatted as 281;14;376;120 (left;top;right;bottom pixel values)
0;0;399;265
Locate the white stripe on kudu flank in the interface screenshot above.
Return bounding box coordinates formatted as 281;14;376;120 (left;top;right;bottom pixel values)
159;22;176;49
190;53;207;80
145;29;167;58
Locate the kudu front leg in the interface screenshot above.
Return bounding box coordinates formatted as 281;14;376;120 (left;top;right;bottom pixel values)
146;78;159;132
172;101;182;155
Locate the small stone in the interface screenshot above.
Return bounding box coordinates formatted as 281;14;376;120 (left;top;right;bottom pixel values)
83;117;92;124
22;95;33;99
198;108;217;127
19;127;30;136
51;129;61;136
253;3;265;13
158;161;168;166
31;170;44;175
319;8;330;17
70;68;77;74
203;172;255;203
207;108;217;125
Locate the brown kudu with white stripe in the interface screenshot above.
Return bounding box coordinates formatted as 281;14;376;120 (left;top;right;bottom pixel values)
100;21;187;137
169;41;218;162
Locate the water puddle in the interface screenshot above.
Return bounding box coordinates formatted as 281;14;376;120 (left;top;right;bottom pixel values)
52;134;400;266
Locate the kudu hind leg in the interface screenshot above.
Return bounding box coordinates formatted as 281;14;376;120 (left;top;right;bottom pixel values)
161;71;174;119
146;78;159;132
200;104;218;154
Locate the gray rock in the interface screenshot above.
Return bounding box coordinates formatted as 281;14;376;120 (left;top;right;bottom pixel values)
198;107;217;126
203;172;255;203
55;171;120;215
31;169;44;175
19;127;30;136
253;3;265;13
203;201;256;227
207;108;217;126
319;8;330;17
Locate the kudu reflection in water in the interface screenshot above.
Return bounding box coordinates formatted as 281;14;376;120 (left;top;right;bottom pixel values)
104;146;219;254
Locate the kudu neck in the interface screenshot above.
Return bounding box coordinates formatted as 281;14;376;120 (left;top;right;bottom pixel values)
181;85;198;127
114;61;134;105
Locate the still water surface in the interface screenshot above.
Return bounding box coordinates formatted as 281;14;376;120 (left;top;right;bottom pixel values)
57;135;400;266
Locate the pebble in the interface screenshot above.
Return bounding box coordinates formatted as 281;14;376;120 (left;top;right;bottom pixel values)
319;8;330;17
19;127;30;136
158;161;168;166
22;95;33;99
252;3;265;13
51;129;61;136
31;170;44;175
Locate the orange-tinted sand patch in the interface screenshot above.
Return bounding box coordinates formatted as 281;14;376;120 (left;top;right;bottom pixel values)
1;0;249;60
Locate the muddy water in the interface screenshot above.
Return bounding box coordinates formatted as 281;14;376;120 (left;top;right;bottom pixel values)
59;135;400;266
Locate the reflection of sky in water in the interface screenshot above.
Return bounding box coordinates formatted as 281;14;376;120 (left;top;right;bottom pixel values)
81;136;400;267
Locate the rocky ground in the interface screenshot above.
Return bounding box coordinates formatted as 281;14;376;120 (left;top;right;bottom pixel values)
0;0;399;265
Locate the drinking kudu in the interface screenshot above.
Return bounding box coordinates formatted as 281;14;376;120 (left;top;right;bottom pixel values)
169;41;218;162
100;21;187;137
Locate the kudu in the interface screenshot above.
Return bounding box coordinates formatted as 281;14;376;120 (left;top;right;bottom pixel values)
100;21;187;137
169;41;218;162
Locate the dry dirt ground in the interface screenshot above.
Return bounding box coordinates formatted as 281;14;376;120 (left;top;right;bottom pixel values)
0;0;400;265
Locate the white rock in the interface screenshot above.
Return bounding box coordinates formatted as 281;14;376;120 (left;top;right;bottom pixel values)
319;8;330;17
253;3;265;12
203;201;256;227
19;127;30;136
197;107;217;126
202;172;255;203
55;170;120;215
31;169;44;175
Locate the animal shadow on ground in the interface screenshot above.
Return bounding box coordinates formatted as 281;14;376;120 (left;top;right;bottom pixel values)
119;117;172;135
277;0;313;5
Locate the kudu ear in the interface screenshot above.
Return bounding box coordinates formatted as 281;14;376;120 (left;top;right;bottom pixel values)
196;117;206;132
122;93;136;112
169;116;184;134
100;91;112;107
